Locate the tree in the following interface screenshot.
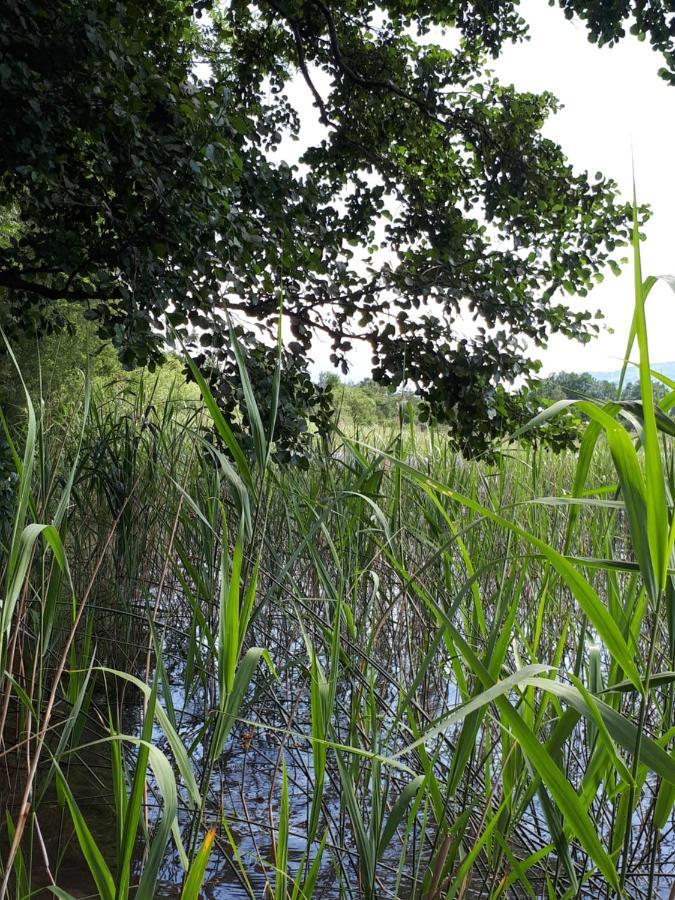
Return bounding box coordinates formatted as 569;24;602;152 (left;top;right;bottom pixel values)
325;377;409;428
1;0;672;453
533;371;670;406
620;379;668;404
535;371;618;404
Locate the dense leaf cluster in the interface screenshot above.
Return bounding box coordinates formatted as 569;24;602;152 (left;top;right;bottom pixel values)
557;0;675;85
1;0;670;454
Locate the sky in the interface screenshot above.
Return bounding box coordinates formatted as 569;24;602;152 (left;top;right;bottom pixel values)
493;0;675;376
302;1;675;382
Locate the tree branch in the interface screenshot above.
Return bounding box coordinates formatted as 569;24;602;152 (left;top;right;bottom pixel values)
0;270;96;302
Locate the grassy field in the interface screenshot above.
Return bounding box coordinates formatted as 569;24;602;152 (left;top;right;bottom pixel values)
2;223;675;899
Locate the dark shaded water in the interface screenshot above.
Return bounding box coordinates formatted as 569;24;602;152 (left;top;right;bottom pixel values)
6;642;675;898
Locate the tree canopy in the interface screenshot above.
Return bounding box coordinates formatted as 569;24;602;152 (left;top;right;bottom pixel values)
1;0;672;453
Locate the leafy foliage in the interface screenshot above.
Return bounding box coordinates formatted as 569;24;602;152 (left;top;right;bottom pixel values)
1;0;671;451
320;373;416;429
557;0;675;84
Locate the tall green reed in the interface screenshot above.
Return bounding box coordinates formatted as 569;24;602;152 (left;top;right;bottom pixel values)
4;212;675;898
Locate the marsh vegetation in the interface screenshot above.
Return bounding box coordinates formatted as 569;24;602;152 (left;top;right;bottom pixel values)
2;225;675;899
4;1;675;895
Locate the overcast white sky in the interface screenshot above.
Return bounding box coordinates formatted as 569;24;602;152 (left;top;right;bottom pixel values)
304;0;675;381
494;0;675;376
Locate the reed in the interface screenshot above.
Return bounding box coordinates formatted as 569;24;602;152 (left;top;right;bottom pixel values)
1;210;675;898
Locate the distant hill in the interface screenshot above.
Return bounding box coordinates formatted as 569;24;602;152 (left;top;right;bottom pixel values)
590;361;675;385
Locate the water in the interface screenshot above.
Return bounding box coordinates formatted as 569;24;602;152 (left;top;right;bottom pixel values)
9;613;675;898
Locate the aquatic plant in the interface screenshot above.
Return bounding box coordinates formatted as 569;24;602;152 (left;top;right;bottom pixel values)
2;212;675;897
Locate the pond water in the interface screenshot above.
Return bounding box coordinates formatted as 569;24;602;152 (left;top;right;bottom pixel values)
7;624;675;899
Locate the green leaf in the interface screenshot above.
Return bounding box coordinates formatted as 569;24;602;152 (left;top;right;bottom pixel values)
387;460;642;692
55;769;116;900
275;760;289;900
527;678;675;786
181;827;216;899
97;667;201;807
377;774;425;860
